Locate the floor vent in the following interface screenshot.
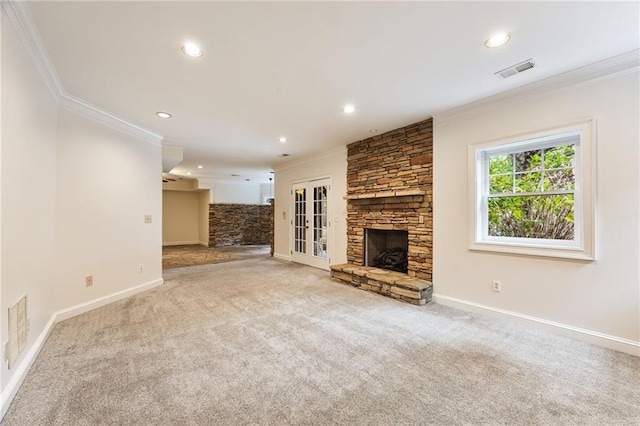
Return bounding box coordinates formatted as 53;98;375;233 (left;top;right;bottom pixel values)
6;294;28;369
495;59;536;79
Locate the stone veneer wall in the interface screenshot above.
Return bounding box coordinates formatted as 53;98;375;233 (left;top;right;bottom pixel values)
209;204;272;247
269;199;274;256
346;118;433;281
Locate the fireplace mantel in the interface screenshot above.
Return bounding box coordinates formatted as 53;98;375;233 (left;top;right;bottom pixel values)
344;189;425;200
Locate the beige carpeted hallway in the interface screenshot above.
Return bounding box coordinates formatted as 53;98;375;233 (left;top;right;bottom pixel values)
2;258;639;425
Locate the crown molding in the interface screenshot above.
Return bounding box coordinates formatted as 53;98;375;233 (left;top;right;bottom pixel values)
434;49;640;126
59;94;163;146
2;0;163;146
1;0;64;103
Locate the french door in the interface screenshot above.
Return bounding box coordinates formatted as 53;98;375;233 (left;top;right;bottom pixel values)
291;178;331;270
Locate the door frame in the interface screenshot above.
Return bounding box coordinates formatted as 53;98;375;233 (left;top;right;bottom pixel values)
289;175;332;270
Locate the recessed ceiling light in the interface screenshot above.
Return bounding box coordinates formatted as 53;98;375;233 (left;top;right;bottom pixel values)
182;42;202;58
484;33;511;48
370;129;378;133
281;153;290;157
279;137;287;143
197;165;203;169
342;104;356;114
231;174;240;177
187;172;192;175
245;178;250;181
156;112;172;119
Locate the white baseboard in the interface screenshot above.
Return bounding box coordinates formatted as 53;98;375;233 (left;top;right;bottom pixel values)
162;241;200;246
433;293;640;357
0;315;56;420
0;278;164;419
56;278;164;322
198;241;209;247
273;253;291;262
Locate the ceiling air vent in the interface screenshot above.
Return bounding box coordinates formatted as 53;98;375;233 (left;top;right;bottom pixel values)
495;59;536;79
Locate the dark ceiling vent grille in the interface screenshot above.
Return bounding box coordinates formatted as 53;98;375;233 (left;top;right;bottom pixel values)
495;59;536;79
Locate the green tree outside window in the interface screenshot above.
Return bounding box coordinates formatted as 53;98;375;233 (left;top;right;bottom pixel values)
487;144;575;240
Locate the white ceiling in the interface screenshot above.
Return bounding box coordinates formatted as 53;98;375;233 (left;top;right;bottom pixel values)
27;1;639;183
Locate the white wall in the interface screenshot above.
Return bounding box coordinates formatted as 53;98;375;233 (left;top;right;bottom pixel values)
214;182;261;204
260;182;273;204
273;148;348;265
199;179;262;204
1;9;59;391
433;72;639;354
1;6;163;411
54;109;163;313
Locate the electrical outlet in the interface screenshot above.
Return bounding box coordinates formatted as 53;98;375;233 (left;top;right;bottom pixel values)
144;214;152;224
138;264;144;273
492;280;502;292
85;275;93;287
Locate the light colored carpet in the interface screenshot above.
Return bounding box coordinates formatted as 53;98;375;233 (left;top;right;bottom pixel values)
3;257;639;425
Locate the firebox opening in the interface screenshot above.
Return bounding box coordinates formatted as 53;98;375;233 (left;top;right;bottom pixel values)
365;229;408;273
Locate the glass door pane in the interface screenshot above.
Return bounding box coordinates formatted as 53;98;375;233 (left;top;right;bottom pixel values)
312;184;328;259
294;187;306;254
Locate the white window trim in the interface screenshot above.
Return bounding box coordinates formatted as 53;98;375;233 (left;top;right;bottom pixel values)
468;119;597;261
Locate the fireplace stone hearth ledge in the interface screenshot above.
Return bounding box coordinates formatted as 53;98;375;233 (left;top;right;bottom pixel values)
330;263;433;306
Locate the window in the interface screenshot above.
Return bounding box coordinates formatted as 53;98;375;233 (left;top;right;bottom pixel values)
468;120;596;260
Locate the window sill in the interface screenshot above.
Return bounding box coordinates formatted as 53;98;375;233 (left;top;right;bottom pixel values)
469;240;596;261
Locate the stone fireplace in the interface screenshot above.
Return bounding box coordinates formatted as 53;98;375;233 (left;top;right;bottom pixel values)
330;118;433;305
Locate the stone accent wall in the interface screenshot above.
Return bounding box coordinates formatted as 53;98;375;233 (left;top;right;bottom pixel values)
209;204;272;247
346;118;433;281
269;199;274;256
